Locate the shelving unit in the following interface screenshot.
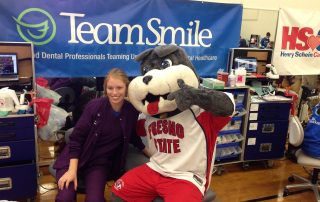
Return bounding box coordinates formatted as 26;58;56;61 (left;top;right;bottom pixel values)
214;86;250;174
228;48;273;74
0;42;37;201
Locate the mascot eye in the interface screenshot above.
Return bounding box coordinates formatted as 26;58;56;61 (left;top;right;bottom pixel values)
142;66;151;75
161;59;173;68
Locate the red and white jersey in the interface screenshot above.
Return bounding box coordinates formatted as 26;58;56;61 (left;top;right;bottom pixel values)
144;105;231;194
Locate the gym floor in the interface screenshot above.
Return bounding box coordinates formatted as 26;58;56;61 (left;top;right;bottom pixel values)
32;158;317;202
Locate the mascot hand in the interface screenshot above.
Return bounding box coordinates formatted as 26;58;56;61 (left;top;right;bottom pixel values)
167;79;198;111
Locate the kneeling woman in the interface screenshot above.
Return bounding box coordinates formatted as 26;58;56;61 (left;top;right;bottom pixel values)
54;68;149;202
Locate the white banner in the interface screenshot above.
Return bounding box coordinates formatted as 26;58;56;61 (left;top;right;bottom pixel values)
273;8;320;75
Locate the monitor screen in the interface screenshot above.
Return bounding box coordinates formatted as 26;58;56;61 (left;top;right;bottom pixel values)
0;53;19;81
234;57;257;73
249;34;260;47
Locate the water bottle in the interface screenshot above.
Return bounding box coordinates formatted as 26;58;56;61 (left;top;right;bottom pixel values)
228;70;236;87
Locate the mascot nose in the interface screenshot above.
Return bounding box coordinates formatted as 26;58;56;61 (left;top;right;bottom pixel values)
143;75;153;85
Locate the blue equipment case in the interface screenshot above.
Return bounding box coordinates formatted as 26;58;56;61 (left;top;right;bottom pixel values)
244;96;291;161
0;115;37;201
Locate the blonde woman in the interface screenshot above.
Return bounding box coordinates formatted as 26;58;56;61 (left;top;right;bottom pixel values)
54;68;149;202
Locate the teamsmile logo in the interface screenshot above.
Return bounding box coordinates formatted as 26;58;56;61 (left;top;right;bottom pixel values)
13;8;56;45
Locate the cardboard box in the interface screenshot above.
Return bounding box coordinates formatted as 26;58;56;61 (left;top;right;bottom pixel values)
257;62;266;74
202;78;225;89
247;51;268;61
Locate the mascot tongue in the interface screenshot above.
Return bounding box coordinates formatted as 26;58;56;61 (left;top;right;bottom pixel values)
147;101;159;115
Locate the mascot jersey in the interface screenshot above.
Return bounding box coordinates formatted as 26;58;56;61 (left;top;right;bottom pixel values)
143;105;231;194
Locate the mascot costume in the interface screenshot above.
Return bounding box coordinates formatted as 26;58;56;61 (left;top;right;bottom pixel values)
112;45;235;202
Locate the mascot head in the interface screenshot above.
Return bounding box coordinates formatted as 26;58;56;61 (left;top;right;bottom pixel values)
128;45;199;116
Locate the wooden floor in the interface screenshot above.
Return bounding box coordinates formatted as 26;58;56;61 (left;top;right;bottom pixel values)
34;138;317;201
34;157;318;202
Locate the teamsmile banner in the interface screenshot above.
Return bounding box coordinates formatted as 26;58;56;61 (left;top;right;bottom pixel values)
0;0;242;78
273;8;320;75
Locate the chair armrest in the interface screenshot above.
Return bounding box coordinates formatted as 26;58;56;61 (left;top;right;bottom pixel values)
125;145;149;171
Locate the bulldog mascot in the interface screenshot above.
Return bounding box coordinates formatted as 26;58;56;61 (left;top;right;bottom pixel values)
112;45;235;202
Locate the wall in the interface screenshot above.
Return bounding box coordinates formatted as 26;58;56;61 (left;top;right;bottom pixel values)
198;0;320;43
241;8;278;42
200;0;320;11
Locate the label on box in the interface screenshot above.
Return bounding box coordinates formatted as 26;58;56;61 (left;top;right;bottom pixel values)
250;103;259;111
249;113;258;120
247;138;256;146
249;123;258;130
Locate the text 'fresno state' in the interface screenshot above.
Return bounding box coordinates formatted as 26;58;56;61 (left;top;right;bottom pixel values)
148;120;184;154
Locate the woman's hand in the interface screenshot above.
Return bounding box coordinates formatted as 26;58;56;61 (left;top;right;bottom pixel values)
58;169;78;190
58;158;79;190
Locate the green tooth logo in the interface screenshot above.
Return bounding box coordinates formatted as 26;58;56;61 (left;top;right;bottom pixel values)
13;8;56;45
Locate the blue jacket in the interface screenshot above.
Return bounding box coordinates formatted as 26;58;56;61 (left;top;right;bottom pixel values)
54;97;145;179
260;37;270;48
302;104;320;159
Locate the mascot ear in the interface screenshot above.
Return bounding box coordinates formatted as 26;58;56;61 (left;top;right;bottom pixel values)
135;48;153;62
154;44;179;58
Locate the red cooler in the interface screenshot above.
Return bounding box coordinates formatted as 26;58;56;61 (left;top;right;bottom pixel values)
217;72;229;86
